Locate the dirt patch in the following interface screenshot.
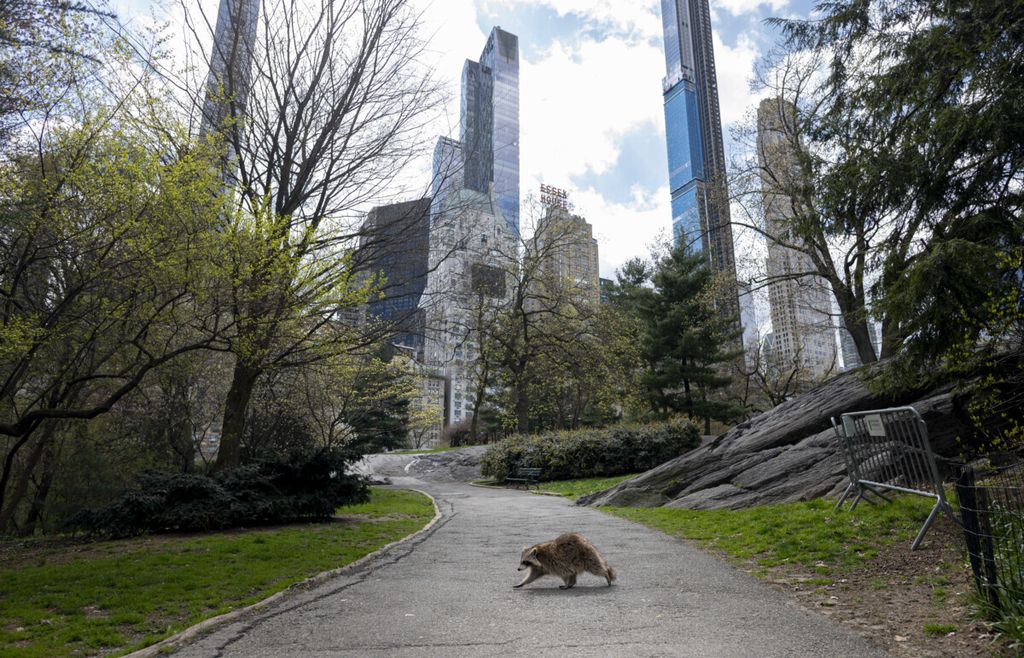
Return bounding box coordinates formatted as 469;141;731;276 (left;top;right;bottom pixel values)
747;516;1009;657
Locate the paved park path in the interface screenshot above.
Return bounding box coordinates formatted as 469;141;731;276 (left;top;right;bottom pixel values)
173;478;889;657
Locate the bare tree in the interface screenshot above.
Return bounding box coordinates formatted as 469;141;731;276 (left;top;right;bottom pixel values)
184;0;443;470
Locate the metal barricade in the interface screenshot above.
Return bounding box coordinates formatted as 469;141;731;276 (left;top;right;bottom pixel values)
832;406;956;550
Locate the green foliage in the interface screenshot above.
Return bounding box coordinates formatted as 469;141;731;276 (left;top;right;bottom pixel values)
615;243;745;428
67;449;368;537
520;305;645;431
774;0;1023;378
922;623;956;637
480;420;700;482
342;355;412;454
0;488;432;657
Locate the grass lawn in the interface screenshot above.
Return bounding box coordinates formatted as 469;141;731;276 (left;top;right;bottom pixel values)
533;474;641;501
0;488;433;658
605;495;937;573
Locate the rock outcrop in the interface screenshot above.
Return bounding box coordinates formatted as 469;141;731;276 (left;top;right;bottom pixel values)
578;368;967;510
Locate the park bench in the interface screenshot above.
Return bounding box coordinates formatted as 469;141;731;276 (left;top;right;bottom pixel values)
506;465;542;489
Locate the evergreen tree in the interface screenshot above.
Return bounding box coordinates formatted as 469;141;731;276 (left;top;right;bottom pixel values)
628;245;744;433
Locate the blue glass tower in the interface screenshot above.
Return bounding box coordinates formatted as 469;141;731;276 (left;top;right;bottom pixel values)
660;0;737;284
459;27;520;237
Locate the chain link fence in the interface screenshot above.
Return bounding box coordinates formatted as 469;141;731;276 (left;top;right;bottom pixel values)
954;461;1024;616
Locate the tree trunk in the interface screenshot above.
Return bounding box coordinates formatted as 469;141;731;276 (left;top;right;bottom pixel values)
843;316;878;366
215;359;262;471
22;443;58;536
515;377;530;434
0;421;51;532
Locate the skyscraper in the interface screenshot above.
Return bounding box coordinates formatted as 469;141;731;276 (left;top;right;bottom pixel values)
434;27;520;237
758;98;838;381
659;1;737;300
201;0;259;140
359;198;432;353
432;136;463;222
531;203;601;308
423;187;515;425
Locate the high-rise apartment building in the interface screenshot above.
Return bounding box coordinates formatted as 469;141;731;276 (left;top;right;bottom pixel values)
531;203;601;308
201;0;259;140
433;27;520;237
359;198;432;353
432;137;463;221
423;188;515;425
758;98;838;381
659;1;737;286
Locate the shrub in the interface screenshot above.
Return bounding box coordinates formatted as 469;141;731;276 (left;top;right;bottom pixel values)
480;420;700;482
68;448;368;537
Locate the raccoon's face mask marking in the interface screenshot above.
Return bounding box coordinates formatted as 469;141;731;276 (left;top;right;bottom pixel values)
518;547;538;570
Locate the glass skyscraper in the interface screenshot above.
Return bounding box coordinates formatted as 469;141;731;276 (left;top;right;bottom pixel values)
659;0;738;291
436;27;520;237
201;0;259;140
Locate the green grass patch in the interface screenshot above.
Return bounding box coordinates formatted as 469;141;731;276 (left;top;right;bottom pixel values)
923;623;956;637
534;474;641;501
0;487;432;658
605;495;936;574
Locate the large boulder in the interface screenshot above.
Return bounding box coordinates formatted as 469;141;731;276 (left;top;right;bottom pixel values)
577;368;968;510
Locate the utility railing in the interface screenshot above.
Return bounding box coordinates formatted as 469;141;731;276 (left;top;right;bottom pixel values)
832;406;956;550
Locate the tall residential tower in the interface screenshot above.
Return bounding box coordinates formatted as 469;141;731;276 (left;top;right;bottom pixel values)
758;98;838;381
659;0;738;310
433;27;520;236
201;0;259;140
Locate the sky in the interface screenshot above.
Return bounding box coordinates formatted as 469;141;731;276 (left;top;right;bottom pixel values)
113;0;816;280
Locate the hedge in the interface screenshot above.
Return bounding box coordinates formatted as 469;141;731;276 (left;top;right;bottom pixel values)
67;448;368;538
480;420;700;482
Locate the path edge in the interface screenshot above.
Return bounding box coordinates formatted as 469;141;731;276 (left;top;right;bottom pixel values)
123;487;442;658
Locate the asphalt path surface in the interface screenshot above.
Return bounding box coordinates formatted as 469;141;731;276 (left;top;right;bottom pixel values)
172;478;889;657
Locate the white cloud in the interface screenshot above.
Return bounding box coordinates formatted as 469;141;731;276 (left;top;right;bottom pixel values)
480;0;662;40
520;36;664;183
712;0;789;17
572;185;671;279
515;33;671;276
713;31;764;129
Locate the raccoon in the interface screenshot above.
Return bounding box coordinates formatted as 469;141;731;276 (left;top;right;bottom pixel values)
514;532;617;589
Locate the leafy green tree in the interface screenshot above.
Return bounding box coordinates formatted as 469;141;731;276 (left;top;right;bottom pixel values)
191;0;442;470
524;305;644;431
623;244;744;433
0;85;227;532
733;0;1023;370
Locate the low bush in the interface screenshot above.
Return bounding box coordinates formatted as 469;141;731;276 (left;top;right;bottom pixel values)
480;420;700;482
68;448;368;537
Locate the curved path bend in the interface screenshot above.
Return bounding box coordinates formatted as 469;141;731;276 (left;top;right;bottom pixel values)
173;479;888;657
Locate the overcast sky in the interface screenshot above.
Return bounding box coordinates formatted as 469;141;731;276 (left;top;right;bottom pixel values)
114;0;816;280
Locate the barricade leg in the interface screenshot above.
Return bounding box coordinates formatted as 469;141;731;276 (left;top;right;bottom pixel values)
911;498;944;551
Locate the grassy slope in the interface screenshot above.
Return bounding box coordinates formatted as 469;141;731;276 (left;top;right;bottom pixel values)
0;488;433;658
533;474;640;500
605;496;937;573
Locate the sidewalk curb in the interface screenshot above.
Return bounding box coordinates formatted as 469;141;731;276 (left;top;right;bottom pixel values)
124;488;442;658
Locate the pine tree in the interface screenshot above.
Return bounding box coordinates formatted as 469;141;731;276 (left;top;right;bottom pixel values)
629;245;744;433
